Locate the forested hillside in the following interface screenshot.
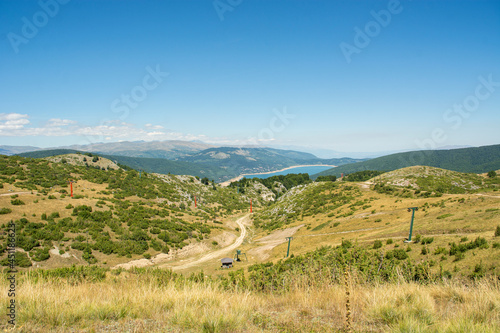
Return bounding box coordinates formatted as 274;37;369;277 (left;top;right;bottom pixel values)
19;150;228;181
313;144;500;178
20;147;366;182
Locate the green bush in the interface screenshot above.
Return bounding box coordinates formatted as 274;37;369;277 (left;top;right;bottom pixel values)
421;237;434;245
0;252;32;267
30;247;50;261
11;199;25;205
0;208;12;214
373;240;383;249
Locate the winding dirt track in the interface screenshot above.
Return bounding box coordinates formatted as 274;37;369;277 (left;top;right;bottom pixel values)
160;214;251;271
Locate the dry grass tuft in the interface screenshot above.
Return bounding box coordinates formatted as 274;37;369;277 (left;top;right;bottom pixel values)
1;272;499;332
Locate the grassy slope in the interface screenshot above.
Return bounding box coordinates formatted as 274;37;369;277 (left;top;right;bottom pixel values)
245;166;500;278
1;269;498;332
313;144;500;178
2;160;500;332
0;154;261;269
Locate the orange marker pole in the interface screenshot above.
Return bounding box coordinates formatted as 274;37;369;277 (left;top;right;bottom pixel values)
69;181;73;197
194;196;197;208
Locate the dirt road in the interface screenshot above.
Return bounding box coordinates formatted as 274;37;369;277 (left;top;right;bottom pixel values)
160;214;251;271
0;191;33;197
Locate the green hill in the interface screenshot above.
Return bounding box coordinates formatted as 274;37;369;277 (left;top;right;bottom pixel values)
19;150;228;181
0;154;257;268
373;166;500;194
312;144;500;178
20;148;365;182
178;147;364;179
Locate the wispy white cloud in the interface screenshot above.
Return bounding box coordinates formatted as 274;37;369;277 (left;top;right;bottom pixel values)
0;113;218;144
0;113;30;130
144;124;163;129
47;118;77;127
0;113;292;147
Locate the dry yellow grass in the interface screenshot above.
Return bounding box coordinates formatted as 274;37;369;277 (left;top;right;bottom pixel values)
1;272;499;332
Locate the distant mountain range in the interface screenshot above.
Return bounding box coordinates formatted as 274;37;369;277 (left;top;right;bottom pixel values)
312;144;500;178
0;140;214;159
16;144;365;182
0;145;42;155
7;141;498;182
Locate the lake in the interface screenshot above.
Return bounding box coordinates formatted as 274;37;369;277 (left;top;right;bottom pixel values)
243;165;334;179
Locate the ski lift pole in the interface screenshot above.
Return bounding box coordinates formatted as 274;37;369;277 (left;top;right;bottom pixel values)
405;207;418;243
285;237;293;257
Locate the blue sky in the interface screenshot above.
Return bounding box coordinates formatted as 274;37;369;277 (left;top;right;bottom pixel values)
0;0;499;155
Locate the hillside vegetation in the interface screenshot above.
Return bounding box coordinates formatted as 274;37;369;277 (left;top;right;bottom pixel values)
20;147;365;182
19;150;229;181
1;157;500;332
0;154;258;268
314;144;500;178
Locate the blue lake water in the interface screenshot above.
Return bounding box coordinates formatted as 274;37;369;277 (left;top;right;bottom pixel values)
243;165;334;179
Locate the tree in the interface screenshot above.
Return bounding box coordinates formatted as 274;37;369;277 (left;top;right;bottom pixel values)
316;175;337;182
487;170;497;178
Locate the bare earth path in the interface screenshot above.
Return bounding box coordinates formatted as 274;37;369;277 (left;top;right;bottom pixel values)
160;214;251;271
0;191;33;196
248;224;304;261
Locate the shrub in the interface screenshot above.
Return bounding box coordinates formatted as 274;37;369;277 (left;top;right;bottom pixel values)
11;199;25;205
470;262;486;279
495;226;500;237
386;239;393;245
373;240;383;249
385;249;408;260
0;208;12;214
0;252;32;267
30;247;50;261
421;237;434;245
